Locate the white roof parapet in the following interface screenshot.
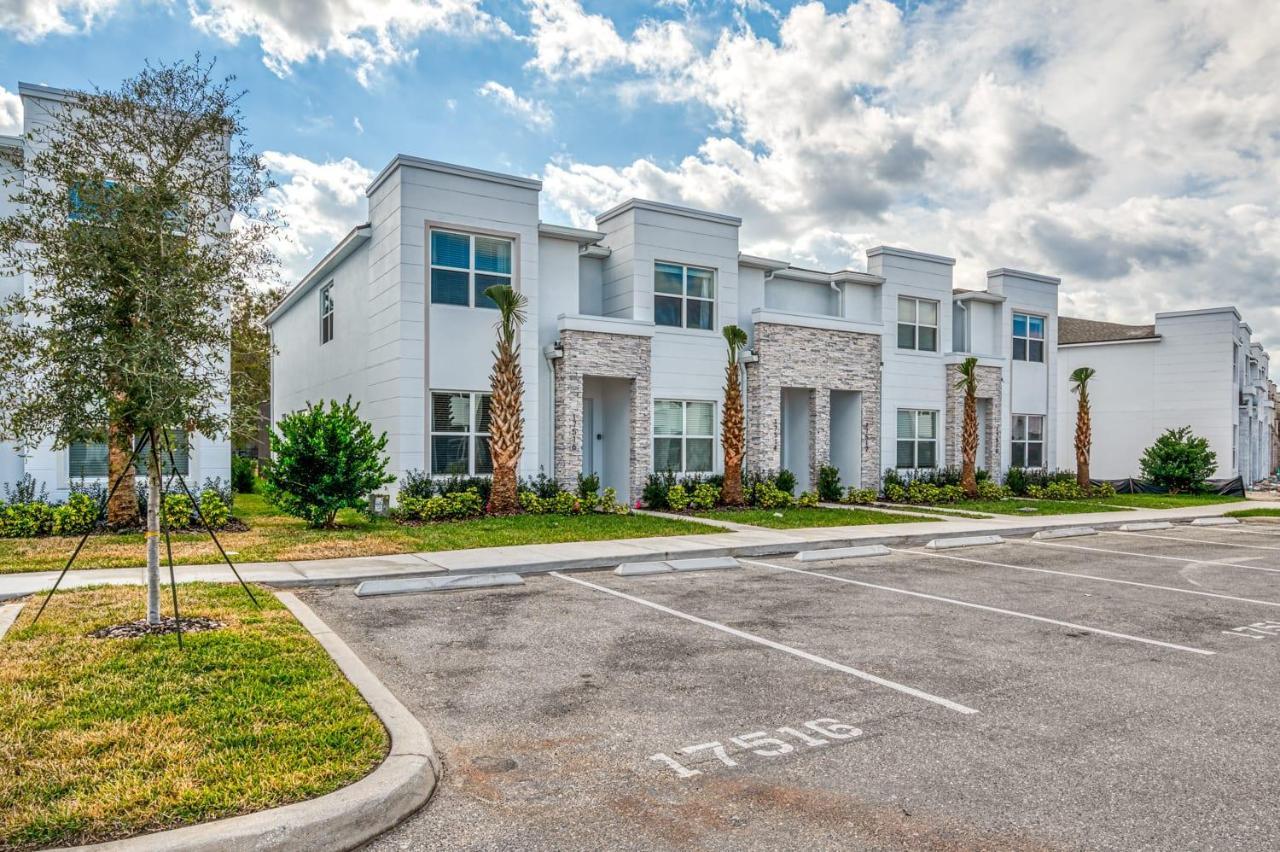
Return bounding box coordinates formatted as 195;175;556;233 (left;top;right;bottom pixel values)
953;290;1006;303
267;224;372;325
867;245;956;266
986;267;1061;285
595;197;742;227
1154;306;1241;322
772;266;885;286
366;154;542;197
538;222;605;245
739;253;791;271
17;81;74;103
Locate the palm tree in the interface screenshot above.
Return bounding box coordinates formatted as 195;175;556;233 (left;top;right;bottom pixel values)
484;284;527;514
720;324;749;506
1070;366;1096;490
955;356;980;498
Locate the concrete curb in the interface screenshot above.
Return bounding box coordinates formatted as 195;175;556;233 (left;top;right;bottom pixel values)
356;573;523;597
62;592;439;852
0;602;24;639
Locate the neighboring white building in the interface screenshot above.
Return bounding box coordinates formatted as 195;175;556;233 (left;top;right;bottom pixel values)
1056;307;1274;483
0;82;231;500
269;154;1068;503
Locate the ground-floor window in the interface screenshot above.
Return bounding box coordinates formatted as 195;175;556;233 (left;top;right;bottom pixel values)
69;430;190;479
1011;414;1045;468
896;409;938;469
653;399;714;473
430;391;492;476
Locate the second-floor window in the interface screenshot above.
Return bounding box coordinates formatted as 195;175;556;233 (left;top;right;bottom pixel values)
654;262;715;330
430;391;492;476
897;297;938;352
320;282;334;344
1012;313;1045;362
1011;414;1045;467
430;229;513;310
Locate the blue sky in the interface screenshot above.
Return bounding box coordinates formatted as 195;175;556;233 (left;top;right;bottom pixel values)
2;0;1278;370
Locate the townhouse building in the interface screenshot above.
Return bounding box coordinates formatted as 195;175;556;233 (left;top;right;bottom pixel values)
268;155;1063;503
1055;308;1275;484
0;82;231;500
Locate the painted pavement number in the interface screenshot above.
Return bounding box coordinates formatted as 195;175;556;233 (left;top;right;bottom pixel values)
648;718;863;779
1222;620;1280;641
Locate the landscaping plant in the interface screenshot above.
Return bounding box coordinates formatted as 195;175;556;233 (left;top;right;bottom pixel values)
484;284;528;514
955;356;981;498
1139;426;1217;493
1070;366;1096;490
842;487;877;505
231;455;257;494
0;58;278;623
265;398;394;528
720;324;749;505
817;465;842;502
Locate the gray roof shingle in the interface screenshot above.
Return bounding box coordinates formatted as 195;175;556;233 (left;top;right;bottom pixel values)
1058;316;1159;345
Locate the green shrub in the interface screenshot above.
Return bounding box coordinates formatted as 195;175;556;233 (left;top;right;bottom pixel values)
1004;467;1029;496
265;398;395;527
231;455;257;493
749;481;793;509
1042;480;1084;500
884;483;907;503
160;493;194;528
976;480;1008;500
666;484;690;512
0;502;55;538
52;492;99;536
842;487;877;505
517;491;545;515
577;471;601;499
1139;427;1217;493
796;490;819;508
816;466;842;502
199;490;231;528
1090;481;1117;498
905;481;940;504
435;475;492;506
520;471;563;500
642;471;677;509
690;482;719;511
598;487;630;514
399;469;434;500
935;484;964;503
396;488;485;522
775;469;796;495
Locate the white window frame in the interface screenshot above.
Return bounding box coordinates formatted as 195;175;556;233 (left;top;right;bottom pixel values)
1011;414;1045;468
897;296;939;352
319;281;334;345
653;261;716;331
429;390;493;477
429;227;514;310
895;409;938;469
1012;312;1046;362
652;399;716;474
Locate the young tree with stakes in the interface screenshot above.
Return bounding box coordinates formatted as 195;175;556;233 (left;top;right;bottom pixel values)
720;324;748;506
1070;366;1096;490
0;58;278;625
955;356;980;498
484;284;527;514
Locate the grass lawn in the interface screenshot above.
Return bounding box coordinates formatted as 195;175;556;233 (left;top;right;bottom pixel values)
1226;508;1280;518
869;504;994;520
939;498;1132;516
0;584;386;851
0;493;717;575
1081;493;1244;510
698;506;940;529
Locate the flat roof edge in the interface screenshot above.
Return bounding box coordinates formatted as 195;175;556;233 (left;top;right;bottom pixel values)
1154;306;1242;322
538;222;605;244
596;197;742;228
987;267;1061;285
866;245;956;266
367;154;542;197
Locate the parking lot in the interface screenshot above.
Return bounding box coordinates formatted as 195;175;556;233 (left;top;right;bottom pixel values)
301;522;1280;851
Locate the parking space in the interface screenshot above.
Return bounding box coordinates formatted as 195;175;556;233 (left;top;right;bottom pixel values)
302;522;1280;851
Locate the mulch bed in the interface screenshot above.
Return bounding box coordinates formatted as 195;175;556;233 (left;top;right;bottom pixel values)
89;615;225;639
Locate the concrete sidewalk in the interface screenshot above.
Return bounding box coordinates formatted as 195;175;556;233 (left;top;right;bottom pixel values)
0;500;1262;601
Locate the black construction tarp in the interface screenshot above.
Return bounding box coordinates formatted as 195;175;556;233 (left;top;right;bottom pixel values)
1092;477;1246;497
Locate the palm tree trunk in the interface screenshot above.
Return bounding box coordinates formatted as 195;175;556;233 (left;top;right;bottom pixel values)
721;361;745;506
961;392;979;498
1075;394;1092;489
106;421;139;528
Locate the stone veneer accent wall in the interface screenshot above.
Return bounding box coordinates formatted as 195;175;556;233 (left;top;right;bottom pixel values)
553;330;652;504
944;363;1003;473
745;322;882;491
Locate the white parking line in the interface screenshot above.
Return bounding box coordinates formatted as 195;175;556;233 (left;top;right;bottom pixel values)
1111;530;1280;553
549;571;978;715
1024;539;1280;575
888;548;1280;610
745;560;1214;656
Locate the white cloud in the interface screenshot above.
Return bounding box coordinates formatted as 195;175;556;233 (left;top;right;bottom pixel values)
188;0;511;86
261;151;374;283
477;81;553;131
0;85;21;135
0;0;122;41
536;0;1280;367
352;115;364;134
